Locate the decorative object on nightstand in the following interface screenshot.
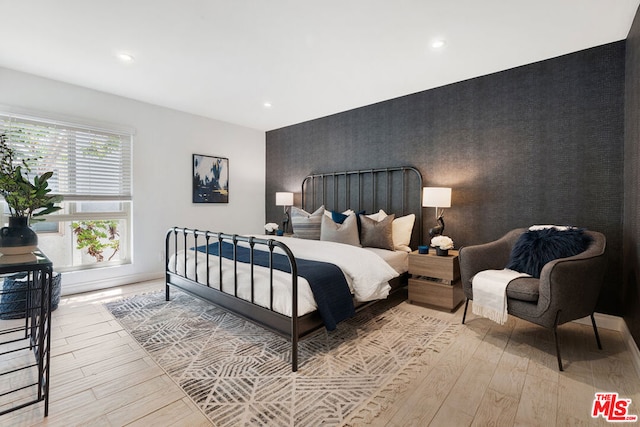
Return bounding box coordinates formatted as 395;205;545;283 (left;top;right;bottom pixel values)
276;192;294;234
264;222;279;235
408;249;464;310
418;245;429;254
431;235;454;256
422;187;451;237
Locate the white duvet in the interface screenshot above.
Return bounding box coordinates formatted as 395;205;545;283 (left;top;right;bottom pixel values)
168;235;399;317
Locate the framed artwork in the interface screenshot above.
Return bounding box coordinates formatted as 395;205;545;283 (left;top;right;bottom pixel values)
192;154;229;203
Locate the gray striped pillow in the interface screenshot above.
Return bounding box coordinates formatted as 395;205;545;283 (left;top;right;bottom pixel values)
291;205;324;239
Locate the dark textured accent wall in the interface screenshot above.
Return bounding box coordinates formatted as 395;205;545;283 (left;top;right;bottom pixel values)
266;41;625;315
624;6;640;351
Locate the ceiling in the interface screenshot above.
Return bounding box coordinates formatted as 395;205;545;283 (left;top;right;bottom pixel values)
1;1;638;132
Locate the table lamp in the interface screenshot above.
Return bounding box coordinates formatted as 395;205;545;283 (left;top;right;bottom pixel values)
276;192;294;234
422;187;451;237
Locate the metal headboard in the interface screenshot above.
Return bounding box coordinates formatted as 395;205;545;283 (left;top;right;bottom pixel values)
301;166;423;247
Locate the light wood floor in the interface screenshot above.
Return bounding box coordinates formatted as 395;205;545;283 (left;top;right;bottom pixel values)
1;279;639;426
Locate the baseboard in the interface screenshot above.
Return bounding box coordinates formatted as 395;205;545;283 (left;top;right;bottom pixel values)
573;313;640;380
60;272;164;296
619;318;640;381
573;312;626;331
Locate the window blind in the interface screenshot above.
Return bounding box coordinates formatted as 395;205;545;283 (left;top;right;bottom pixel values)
0;113;132;201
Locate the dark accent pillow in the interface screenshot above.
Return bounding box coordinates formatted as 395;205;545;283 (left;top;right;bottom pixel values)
353;209;366;232
359;213;395;250
331;210;349;224
506;227;592;278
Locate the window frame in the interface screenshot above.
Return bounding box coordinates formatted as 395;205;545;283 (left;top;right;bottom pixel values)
0;107;134;272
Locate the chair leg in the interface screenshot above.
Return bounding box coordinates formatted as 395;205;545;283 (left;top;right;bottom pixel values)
553;311;563;371
591;313;603;350
462;298;470;324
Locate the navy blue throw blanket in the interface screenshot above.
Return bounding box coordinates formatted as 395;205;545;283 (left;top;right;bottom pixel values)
196;242;355;330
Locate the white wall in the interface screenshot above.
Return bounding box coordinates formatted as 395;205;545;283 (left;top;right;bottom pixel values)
0;67;266;295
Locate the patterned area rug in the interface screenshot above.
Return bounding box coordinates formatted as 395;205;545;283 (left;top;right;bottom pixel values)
104;290;459;426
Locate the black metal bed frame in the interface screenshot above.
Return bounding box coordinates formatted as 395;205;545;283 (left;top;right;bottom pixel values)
302;166;423;249
165;166;423;371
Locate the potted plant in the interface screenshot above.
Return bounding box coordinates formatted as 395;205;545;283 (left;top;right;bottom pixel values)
0;134;63;254
431;235;454;256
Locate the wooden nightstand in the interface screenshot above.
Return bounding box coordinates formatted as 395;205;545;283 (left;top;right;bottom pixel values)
408;249;464;311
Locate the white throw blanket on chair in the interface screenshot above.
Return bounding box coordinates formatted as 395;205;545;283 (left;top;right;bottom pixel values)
471;269;531;325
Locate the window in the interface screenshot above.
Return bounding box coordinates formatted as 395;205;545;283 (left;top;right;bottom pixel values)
0;111;133;272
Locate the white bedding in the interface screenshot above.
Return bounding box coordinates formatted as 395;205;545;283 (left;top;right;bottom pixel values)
363;247;409;275
168;236;400;317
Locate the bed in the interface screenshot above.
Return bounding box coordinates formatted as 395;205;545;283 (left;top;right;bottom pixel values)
165;166;423;371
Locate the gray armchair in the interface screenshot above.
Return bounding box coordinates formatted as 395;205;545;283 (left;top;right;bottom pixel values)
458;228;607;371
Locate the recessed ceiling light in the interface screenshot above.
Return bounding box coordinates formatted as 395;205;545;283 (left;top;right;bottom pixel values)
117;53;135;62
263;102;272;108
431;39;446;49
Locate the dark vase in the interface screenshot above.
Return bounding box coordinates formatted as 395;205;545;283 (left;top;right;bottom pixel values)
435;247;449;257
0;217;38;255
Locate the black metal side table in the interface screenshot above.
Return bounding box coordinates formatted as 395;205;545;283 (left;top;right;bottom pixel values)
0;251;53;417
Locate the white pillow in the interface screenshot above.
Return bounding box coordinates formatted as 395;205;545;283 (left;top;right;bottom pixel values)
392;213;415;252
366;209;386;222
368;209;414;252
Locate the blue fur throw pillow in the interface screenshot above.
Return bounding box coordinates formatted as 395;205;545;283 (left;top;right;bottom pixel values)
506;227;592;278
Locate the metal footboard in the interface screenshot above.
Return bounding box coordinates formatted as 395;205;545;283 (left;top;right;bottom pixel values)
165;227;301;371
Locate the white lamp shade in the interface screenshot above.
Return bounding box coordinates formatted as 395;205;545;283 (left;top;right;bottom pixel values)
276;192;294;206
422;187;451;208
